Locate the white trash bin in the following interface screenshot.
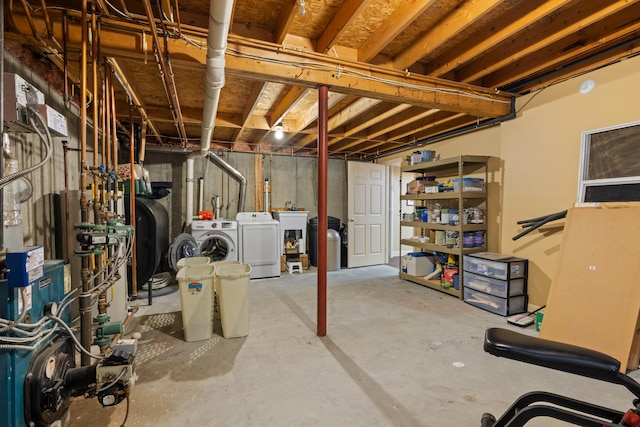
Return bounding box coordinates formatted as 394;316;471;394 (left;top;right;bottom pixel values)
216;263;252;338
177;265;215;342
177;256;211;270
211;260;241;319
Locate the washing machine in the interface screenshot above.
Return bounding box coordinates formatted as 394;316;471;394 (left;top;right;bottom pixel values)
235;212;281;279
191;219;238;262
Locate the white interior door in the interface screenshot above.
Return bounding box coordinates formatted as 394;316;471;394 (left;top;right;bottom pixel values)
347;162;387;267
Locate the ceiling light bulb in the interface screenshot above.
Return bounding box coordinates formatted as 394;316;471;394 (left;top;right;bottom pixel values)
274;124;284;140
299;0;306;16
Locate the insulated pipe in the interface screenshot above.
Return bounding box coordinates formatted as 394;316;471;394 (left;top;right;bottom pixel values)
317;85;329;337
206;151;246;213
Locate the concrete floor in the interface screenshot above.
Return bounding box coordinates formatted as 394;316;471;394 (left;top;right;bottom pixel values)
69;263;640;426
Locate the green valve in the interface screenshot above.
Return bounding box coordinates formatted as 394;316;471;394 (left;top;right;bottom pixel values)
93;313;111;324
93;249;106;255
95;321;124;341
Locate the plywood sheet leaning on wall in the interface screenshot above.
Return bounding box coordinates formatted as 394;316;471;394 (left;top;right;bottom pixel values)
539;204;640;372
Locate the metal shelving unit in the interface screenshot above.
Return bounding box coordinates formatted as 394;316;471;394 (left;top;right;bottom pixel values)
400;155;489;298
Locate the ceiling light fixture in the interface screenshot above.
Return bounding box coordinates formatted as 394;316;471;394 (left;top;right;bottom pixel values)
578;79;596;95
274;123;284;139
299;0;306;16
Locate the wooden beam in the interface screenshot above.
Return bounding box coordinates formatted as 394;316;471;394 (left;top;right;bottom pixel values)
393;0;503;71
233;82;269;142
223;37;512;118
358;0;436;62
317;0;369;53
270;86;309;127
8;11;512;117
274;0;298;44
424;0;574;77
292;97;383;148
311;105;421;154
295;93;347;134
477;2;640;88
457;0;638;84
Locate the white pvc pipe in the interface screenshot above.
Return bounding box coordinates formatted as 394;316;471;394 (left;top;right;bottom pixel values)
185;0;234;225
186;157;194;226
199;0;234;156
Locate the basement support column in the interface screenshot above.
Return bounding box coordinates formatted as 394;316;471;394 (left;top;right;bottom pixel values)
317;85;328;337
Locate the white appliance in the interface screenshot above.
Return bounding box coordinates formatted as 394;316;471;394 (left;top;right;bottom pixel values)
235;212;281;279
191;219;238;262
272;211;308;255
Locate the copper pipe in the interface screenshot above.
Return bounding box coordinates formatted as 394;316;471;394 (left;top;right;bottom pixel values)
107;304;139;348
80;0;92;367
111;72;119;213
104;61;111;209
317;85;328;337
129;105;138;299
62;11;70;109
173;0;182;35
141;0;188;145
63;140;71;260
38;0;62;50
18;0;64;62
91;5;101;223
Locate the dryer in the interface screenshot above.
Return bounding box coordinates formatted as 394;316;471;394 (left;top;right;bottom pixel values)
235;212;281;279
191;219;238;262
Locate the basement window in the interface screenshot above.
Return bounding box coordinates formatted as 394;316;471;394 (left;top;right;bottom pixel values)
577;120;640;204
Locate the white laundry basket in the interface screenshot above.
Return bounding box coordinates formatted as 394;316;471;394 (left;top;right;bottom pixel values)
215;263;252;338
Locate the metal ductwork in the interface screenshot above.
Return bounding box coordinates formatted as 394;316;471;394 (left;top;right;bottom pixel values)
185;0;234;225
206;151;246;213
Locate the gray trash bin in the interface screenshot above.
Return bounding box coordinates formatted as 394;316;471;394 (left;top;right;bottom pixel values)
327;229;341;271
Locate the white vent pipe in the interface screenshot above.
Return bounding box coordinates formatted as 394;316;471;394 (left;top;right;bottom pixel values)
185;0;234;226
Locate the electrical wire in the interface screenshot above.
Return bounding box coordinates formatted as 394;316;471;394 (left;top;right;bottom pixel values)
97;367;129;392
0;106;52;188
48;315;107;360
225;46;509;104
0;287;28;333
120;395;131;427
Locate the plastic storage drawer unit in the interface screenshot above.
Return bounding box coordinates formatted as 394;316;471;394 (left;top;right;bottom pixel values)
463;287;527;316
463;271;526;298
463;252;527;280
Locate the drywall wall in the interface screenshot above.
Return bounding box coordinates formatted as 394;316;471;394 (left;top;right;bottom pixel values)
380;54;640;307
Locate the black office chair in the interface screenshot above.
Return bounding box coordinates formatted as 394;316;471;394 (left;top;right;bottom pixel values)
481;328;640;426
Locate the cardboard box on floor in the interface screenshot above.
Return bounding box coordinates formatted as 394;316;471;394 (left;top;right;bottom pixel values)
539;203;640;372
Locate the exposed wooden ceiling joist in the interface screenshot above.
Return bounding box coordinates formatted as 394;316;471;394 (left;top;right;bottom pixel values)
5;0;638;159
